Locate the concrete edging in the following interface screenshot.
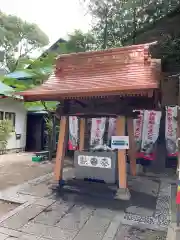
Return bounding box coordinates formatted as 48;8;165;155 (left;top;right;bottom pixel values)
166;223;179;240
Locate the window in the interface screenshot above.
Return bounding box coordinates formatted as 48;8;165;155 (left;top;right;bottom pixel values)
5;112;16;127
0;112;3;120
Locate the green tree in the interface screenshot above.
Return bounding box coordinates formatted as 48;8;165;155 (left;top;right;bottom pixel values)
83;0;126;49
59;29;96;53
82;0;180;48
1;29;95;158
0;11;49;71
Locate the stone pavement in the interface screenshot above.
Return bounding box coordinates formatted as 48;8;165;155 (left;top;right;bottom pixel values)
0;169;174;240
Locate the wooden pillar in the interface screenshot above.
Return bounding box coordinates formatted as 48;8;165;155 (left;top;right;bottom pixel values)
127;118;136;176
116;116;127;189
54;116;68;181
79;118;85;151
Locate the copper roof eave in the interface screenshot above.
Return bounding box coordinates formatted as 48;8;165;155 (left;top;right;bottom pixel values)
17;87;157;102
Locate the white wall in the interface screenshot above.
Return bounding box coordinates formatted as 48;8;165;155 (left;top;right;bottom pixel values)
0;98;27;150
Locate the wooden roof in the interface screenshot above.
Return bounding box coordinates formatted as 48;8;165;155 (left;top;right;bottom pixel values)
17;43;161;101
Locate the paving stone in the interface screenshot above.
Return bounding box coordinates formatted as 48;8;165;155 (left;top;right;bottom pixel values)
93;208;117;219
128;178;159;197
0;202;31;225
20;222;45;237
21;222;77;240
0;232;8;239
5;238;18;240
18;183;52;198
126;206;154;216
102;214;123;240
18;233;41;239
42;225;76;240
0;227;22;237
0;204;45;229
73;212;112;240
34;198;56;207
56;205;94;230
33;201;74;226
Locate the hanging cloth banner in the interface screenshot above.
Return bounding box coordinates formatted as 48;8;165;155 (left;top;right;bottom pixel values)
68;116;79;150
140;110;162;160
133;110;144;156
90;118;106;147
165;106;178;157
107;118;116;144
176;180;180;204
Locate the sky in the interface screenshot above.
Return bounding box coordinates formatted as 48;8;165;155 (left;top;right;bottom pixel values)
0;0;92;44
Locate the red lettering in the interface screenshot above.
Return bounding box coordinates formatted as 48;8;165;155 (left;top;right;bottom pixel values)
167;110;173;137
147;112;156;140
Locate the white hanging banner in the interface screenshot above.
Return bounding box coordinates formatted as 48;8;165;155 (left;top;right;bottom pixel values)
133;110;144;155
107;118;116;144
140;110;162;160
90;118;106;147
68;116;78;150
165;106;178;157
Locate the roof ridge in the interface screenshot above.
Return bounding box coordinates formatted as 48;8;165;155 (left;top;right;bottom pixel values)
56;42;157;61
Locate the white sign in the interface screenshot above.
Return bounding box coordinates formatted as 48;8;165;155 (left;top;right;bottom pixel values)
78;155;112;169
111;136;129;150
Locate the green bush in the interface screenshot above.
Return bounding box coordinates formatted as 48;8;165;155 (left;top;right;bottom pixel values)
0;119;13;154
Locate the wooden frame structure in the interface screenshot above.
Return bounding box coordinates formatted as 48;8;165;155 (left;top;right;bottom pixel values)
17;43;161;192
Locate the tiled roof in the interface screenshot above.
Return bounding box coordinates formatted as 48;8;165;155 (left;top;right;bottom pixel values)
0;81;14;94
0;82;22;99
17;43;161;101
5;67;53;80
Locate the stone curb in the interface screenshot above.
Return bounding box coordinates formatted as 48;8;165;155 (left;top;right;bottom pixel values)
166;223;179;240
166;184;177;240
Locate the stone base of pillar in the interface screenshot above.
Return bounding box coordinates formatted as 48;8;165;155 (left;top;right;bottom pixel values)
115;188;131;201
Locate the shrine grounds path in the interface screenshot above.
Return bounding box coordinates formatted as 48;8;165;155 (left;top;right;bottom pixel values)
0;157;176;240
0;152;73;218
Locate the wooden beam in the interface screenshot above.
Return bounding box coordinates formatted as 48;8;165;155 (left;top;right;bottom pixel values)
79;118;85;151
116;116;127;189
54;116;68;181
127;118;136;176
55;97;158;118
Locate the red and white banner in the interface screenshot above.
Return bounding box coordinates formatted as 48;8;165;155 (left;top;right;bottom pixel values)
165;106;178;157
68;116;78;150
90;118;106;147
140;110;162;160
107;118;116;144
133;110;144;154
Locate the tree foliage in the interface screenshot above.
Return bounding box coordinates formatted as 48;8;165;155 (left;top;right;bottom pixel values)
59;29;96;53
0;119;13;154
0;11;49;71
82;0;180;52
2;29;95;91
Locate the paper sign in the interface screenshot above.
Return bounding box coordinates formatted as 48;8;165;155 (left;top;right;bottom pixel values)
111;136;129;150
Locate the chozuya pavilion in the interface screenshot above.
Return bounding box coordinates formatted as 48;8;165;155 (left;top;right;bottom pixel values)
17;43;161;200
